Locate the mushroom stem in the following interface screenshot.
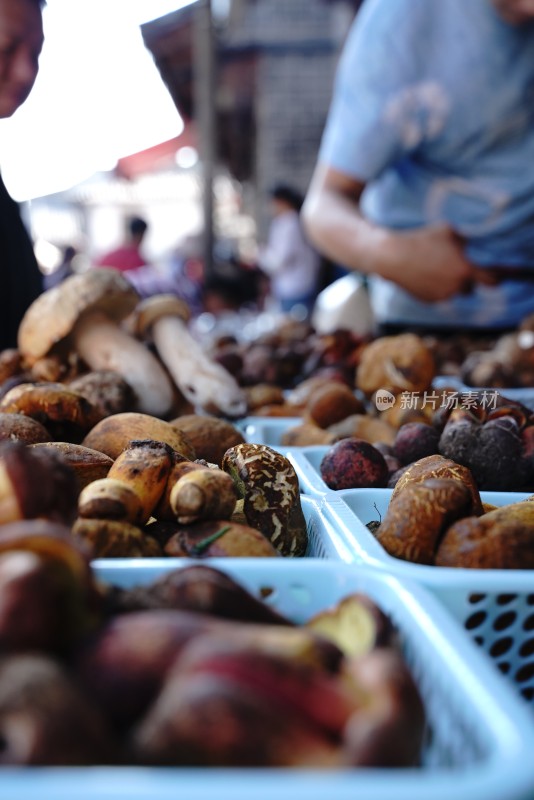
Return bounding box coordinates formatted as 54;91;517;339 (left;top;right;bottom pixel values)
72;312;174;418
150;315;246;416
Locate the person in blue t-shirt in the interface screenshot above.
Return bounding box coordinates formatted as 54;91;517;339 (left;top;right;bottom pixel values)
302;0;534;332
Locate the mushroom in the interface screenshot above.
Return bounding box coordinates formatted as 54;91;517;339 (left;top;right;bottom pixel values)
81;411;196;461
0;439;79;526
222;442;308;556
0;412;51;444
68;370;137;417
30;442;114;492
17;269;175;418
0;382;104;443
72;517;163;558
131;294;247;417
0;348;23;384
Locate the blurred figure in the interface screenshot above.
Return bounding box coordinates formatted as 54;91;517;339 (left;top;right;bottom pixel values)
128;236;265;318
43;244;77;290
0;0;45;349
94;215;150;273
303;0;534;333
258;183;322;318
120;234;205;311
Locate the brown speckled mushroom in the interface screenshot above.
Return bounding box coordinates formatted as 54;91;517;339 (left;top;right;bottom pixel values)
131;294;246;417
17;269;174;419
0;382;104;443
222;442;308;557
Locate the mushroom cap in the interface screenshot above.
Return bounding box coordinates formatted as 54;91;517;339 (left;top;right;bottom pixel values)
131;294;191;339
18;269;140;363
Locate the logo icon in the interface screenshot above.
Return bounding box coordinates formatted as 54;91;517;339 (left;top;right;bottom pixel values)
375;389;396;411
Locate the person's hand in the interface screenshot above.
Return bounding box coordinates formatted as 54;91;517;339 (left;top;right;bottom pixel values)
379;225;476;302
302;166;494;302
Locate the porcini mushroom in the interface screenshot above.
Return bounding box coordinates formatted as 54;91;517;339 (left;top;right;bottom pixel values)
17;269;175;418
0;382;104;443
132;294;247;417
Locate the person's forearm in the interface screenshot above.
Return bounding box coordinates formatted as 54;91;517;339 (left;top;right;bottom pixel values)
302;164;475;302
301;170;394;280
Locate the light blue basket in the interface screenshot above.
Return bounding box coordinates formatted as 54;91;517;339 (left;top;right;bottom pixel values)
322;488;534;704
240;416;302;451
83;495;354;563
286;446;333;495
299;495;356;561
2;560;531;800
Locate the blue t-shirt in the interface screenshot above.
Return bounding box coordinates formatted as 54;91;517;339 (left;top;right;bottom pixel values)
319;0;534;328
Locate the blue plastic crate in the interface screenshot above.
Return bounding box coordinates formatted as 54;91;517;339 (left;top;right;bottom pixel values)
2;560;526;800
241;415;302;451
85;495;354;563
71;494;354;562
299;495;356;561
322;488;534;704
287;446;339;495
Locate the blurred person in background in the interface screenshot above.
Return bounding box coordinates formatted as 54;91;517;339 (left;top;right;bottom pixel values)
302;0;534;335
0;0;45;349
92;216;204;307
258;183;322;319
116;231;206;311
93;215;150;273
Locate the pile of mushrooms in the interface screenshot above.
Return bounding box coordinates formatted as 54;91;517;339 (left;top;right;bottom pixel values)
16;269;246;419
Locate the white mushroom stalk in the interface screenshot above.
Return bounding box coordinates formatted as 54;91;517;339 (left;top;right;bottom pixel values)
134;295;247;417
151;315;247;416
72;311;174;418
17;269;175;419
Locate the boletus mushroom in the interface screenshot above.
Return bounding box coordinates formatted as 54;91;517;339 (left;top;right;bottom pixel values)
131;294;247;417
17;269;175;418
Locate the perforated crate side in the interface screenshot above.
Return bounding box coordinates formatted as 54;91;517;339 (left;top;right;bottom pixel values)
322;488;534;705
432;581;534;705
80;560;534;800
301;495;356;561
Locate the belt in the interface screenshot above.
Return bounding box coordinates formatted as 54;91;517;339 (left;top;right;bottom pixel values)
475;266;534;283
